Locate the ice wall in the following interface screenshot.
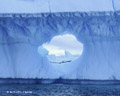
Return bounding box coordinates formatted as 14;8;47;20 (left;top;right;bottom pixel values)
0;11;120;79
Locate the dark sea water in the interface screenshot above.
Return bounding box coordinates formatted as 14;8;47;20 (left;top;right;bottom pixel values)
0;84;120;96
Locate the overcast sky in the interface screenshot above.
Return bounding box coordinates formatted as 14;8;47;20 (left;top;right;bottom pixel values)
43;34;83;56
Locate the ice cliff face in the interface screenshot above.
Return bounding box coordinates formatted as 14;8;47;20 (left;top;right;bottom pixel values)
0;11;120;80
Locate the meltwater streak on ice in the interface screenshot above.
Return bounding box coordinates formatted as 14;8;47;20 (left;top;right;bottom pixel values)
0;11;120;80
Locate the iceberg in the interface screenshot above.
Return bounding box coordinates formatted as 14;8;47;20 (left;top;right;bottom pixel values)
0;11;120;80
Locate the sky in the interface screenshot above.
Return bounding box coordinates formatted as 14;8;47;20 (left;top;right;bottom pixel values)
42;34;83;56
0;0;120;13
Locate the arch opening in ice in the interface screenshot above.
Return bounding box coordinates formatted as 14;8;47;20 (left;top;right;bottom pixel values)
40;34;83;64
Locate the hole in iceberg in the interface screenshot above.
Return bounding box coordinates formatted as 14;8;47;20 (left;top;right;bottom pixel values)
40;34;83;64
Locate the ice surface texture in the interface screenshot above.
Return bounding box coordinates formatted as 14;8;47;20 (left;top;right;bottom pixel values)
0;11;120;79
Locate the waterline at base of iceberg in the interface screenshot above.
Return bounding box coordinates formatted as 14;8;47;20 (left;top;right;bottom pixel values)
0;78;120;85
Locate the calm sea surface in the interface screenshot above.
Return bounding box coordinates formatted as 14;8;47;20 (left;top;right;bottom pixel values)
0;84;120;96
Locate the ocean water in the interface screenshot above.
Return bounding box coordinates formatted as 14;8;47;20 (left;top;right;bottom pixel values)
0;84;120;96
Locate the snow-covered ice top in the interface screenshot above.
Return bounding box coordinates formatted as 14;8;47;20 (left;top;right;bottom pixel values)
0;0;120;13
